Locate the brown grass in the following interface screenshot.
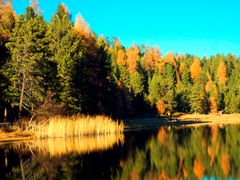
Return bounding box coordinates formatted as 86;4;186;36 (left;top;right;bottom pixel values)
0;115;124;142
28;115;124;139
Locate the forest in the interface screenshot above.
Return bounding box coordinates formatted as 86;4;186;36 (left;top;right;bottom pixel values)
1;2;240;122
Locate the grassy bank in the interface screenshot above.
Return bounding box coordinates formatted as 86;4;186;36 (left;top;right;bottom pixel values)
30;115;124;138
0;115;124;142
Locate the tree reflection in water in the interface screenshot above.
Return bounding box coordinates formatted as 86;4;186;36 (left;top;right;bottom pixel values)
116;125;240;179
1;125;240;179
0;134;124;179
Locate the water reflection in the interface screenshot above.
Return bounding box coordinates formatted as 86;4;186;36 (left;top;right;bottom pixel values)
1;125;240;179
116;125;240;179
21;134;124;157
0;134;124;179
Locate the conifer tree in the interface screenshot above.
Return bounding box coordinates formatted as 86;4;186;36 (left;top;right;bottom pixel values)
46;4;84;111
149;63;176;115
5;6;47;116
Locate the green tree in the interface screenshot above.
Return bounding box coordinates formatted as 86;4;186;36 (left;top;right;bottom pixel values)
149;63;176;114
46;4;84;112
225;66;240;113
189;79;209;114
176;62;192;112
5;6;47;116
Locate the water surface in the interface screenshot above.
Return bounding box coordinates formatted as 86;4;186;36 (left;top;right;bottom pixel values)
0;124;240;179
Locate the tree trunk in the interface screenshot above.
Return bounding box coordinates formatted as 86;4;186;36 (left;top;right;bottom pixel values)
4;107;7;123
19;73;26;117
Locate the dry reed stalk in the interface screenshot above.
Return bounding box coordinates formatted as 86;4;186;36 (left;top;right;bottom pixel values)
29;115;124;139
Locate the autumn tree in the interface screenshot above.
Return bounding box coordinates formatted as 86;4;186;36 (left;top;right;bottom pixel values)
190;57;202;82
74;13;90;38
126;44;140;72
217;61;227;86
0;0;16;121
209;83;219;113
143;46;161;73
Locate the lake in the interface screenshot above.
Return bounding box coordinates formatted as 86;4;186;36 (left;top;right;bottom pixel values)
0;124;240;179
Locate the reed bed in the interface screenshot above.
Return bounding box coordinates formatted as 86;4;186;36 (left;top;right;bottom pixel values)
23;134;124;157
29;115;124;139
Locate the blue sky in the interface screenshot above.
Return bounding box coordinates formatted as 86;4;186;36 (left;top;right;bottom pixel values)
12;0;240;57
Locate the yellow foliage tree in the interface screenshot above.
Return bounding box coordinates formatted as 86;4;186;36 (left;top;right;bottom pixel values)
190;57;202;82
217;61;227;86
210;83;218;113
179;62;185;77
205;71;212;92
163;52;176;67
156;99;165;115
126;44;140;72
0;1;16;40
74;13;90;38
117;49;126;65
144;46;162;71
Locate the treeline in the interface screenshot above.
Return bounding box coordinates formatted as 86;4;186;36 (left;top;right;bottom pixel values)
1;2;240;121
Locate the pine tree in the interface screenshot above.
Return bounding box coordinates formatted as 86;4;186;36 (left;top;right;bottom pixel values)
176;62;192;112
129;70;144;96
5;6;47;116
225;67;240;113
189;72;209;114
46;4;84;111
149;63;176;115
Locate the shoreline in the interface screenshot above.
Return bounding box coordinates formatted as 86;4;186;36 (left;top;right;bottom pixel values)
1;113;240;143
124;113;240;131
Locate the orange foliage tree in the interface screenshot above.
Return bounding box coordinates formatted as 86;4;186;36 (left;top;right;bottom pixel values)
179;62;185;77
210;83;219;113
163;52;176;67
74;13;98;57
0;0;16;40
156;99;165;115
117;49;126;66
126;44;140;72
205;71;212;92
217;61;227;86
144;46;161;71
74;13;90;38
190;57;202;82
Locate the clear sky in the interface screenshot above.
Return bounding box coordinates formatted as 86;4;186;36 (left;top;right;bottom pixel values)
12;0;240;57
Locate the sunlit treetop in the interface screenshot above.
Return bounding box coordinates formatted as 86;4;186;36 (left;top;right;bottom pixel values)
74;13;90;38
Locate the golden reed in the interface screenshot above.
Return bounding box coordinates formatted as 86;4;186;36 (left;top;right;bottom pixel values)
29;115;124;139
